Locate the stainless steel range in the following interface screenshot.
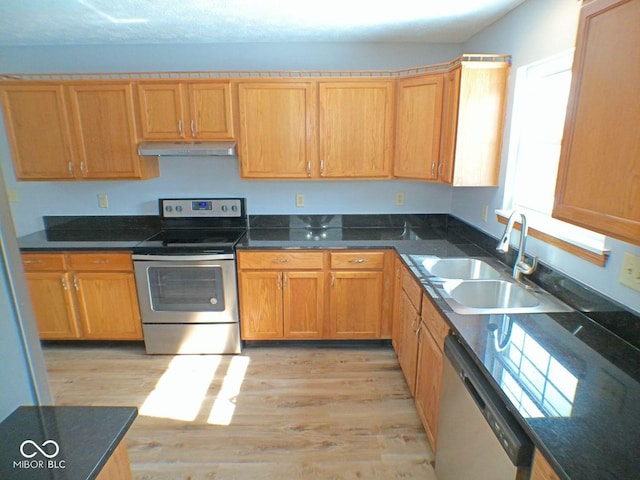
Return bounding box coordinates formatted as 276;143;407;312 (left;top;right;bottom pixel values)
132;198;246;354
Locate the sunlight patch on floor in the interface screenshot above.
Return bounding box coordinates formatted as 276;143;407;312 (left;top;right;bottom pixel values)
207;355;250;426
140;355;222;422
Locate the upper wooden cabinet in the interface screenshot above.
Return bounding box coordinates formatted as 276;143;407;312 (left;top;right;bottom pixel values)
237;79;394;179
394;73;445;180
136;82;234;141
0;82;158;181
0;85;76;180
237;81;317;179
553;0;640;245
439;61;510;186
318;81;394;178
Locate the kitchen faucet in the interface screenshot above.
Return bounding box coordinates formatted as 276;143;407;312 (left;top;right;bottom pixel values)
496;211;537;280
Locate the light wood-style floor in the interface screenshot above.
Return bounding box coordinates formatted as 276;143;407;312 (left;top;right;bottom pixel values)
44;342;435;479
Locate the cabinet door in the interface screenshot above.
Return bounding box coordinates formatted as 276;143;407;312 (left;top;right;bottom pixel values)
439;68;461;184
391;258;404;355
136;83;185;139
394;73;444;180
398;291;420;396
238;270;283;339
238;82;316;178
0;85;76;180
329;271;383;338
318;81;393;178
67;83;142;179
25;272;80;339
530;450;561;480
553;0;640;245
283;271;324;338
414;324;444;451
187;83;234;139
74;272;142;340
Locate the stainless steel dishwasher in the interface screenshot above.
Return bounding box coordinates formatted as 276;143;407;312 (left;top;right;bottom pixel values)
435;335;533;480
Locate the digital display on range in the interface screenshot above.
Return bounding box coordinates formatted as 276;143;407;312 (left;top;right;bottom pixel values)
192;201;212;211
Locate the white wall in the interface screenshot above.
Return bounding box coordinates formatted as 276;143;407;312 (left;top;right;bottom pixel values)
458;0;640;314
0;42;459;235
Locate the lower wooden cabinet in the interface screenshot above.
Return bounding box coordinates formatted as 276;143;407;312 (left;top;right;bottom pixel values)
414;293;449;451
238;251;325;340
530;450;560;480
398;290;420;395
22;252;143;340
237;249;392;340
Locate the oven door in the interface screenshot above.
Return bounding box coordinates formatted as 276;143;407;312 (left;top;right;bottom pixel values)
132;254;238;324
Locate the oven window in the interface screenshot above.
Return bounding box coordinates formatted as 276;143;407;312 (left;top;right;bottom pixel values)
147;266;226;312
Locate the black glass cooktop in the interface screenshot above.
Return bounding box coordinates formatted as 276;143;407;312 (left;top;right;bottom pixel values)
133;228;246;254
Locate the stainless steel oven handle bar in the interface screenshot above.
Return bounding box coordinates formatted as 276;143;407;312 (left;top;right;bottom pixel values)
132;254;235;261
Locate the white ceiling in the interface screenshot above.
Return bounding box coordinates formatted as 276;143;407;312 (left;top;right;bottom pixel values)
0;0;526;47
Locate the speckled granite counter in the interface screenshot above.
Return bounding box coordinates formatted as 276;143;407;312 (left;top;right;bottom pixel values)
0;406;137;479
17;213;640;479
18;216;159;251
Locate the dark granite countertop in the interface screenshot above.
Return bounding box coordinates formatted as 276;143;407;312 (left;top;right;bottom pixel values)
16;213;640;479
18;216;159;251
0;406;137;480
401;254;640;480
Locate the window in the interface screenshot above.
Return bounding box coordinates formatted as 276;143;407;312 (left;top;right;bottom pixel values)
504;51;607;256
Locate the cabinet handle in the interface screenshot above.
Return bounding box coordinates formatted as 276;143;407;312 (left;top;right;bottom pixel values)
307;160;311;177
271;258;289;263
91;259;109;264
283;273;288;289
190;119;196;138
438;161;444;178
431;160;436;178
23;259;41;265
277;273;282;290
68;161;74;177
320;160;325;176
331;272;335;287
61;277;68;291
178;119;184;138
80;162;86;176
73;275;79;291
414;324;421;337
349;258;365;264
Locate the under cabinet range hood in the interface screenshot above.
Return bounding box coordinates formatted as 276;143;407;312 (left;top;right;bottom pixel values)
138;141;237;157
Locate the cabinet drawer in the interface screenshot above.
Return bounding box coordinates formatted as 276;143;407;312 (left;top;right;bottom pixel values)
330;251;385;270
22;253;67;272
421;294;449;350
237;251;324;270
401;266;422;311
68;252;133;272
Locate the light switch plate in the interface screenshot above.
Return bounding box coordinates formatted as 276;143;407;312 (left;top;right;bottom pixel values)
395;192;405;206
619;252;640;292
296;193;304;208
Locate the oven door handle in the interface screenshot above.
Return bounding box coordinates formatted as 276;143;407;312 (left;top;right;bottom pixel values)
132;254;235;261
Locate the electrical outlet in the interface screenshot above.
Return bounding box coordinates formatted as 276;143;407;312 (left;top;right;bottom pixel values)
481;204;489;222
619;252;640;292
395;192;405;206
6;189;18;203
97;194;109;209
296;193;304;208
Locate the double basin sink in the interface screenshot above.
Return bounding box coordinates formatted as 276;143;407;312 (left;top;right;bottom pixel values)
410;256;573;315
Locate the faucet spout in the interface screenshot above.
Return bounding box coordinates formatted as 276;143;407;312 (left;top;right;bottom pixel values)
496;211;537;280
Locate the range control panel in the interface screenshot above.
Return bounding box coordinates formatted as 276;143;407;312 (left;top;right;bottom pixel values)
160;198;244;218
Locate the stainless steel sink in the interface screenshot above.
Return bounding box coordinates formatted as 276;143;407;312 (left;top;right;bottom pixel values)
445;280;539;308
421;257;501;280
440;279;573;315
406;254;573;315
